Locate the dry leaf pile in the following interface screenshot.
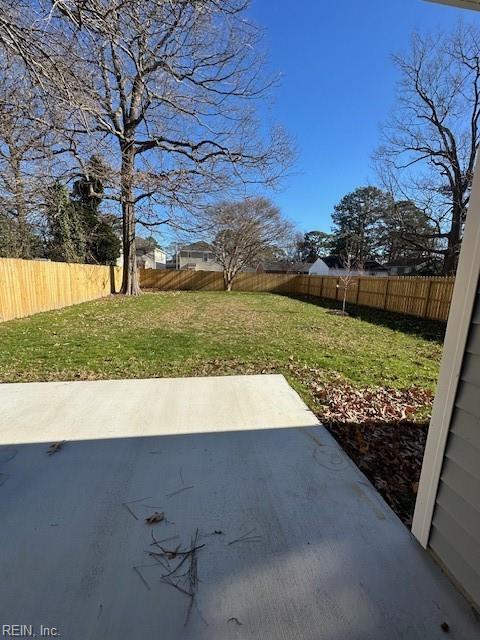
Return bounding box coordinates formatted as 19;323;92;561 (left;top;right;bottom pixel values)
327;418;428;526
310;382;433;426
289;364;434;526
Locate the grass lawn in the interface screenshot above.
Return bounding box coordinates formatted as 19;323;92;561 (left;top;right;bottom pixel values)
0;291;445;524
0;291;443;389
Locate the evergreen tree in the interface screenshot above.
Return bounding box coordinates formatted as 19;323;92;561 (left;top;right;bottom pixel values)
296;231;332;262
379;200;438;263
330;187;393;261
72;156;121;265
45;181;86;263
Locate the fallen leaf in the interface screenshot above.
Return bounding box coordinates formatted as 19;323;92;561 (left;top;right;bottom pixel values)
145;511;165;525
47;441;65;455
166;544;181;559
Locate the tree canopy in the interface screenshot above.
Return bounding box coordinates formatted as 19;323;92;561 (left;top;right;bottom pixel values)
330;186;392;261
207;197;293;290
296;231;332;262
327;186;440;268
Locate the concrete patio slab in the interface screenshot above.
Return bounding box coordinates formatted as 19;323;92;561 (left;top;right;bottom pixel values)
0;374;478;640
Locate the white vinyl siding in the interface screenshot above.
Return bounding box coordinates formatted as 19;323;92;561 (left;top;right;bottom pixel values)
429;290;480;608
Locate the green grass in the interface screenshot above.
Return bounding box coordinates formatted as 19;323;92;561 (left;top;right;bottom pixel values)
0;291;443;394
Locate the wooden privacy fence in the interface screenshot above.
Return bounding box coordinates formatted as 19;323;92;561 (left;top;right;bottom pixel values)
0;259;455;323
0;258;122;322
141;270;455;321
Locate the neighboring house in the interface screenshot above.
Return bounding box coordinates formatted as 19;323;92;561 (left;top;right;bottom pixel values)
256;261;313;274
137;247;166;270
117;238;166;270
135;238;166;270
309;256;389;277
387;257;443;276
411;0;480;613
308;258;331;276
176;242;223;271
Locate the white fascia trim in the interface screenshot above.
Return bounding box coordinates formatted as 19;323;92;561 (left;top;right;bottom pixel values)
425;0;480;11
412;160;480;547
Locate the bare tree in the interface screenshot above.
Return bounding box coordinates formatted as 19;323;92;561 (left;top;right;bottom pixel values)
207;197;293;291
0;55;71;257
0;1;80;105
375;24;480;274
26;1;293;294
0;2;50;71
338;244;362;315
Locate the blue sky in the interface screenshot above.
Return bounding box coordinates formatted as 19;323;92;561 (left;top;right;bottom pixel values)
247;0;477;235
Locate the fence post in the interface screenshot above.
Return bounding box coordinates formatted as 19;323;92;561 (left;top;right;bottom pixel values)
422;278;433;319
382;278;390;310
335;277;340;301
356;277;361;304
320;277;324;299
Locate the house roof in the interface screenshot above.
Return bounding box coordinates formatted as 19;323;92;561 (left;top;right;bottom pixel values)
320;256;343;269
260;261;313;273
386;257;430;268
363;260;388;271
320;255;387;271
135;238;164;256
180;241;213;252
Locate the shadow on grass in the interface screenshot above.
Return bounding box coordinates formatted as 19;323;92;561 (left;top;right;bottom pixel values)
286;294;446;343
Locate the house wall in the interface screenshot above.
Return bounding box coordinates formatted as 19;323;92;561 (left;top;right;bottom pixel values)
309;259;388;277
327;268;388;278
389;266;414;276
143;248;166;269
427;287;480;608
309;259;330;276
117;248;166;270
178;251;223;271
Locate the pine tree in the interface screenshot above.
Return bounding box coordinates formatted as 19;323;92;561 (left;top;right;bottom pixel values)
331;187;393;261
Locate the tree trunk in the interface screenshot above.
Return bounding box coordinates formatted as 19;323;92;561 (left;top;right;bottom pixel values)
12;156;29;258
442;207;463;275
120;142;141;295
223;269;234;291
